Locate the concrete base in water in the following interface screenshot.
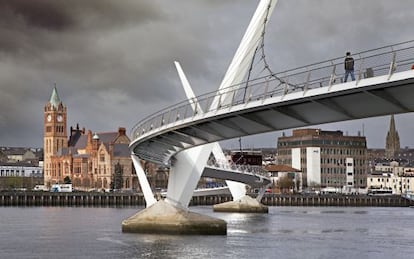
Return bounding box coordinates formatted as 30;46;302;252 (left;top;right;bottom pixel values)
122;200;227;235
213;195;268;213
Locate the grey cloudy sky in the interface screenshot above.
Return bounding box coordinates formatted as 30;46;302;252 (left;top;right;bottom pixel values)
1;0;414;150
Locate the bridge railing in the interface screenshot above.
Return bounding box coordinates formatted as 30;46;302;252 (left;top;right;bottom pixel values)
132;40;414;140
206;159;270;181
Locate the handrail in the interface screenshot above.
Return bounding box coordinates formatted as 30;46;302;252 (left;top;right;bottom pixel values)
131;40;414;142
206;159;271;181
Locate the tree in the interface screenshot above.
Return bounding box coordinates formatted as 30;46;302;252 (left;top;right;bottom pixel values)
63;176;71;184
277;175;294;193
111;162;123;190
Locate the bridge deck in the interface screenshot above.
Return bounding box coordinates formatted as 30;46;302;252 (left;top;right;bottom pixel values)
130;41;414;165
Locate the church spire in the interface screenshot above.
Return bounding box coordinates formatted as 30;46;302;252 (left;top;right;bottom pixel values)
385;115;400;159
49;83;61;109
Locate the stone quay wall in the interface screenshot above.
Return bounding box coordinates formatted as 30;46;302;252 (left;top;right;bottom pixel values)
0;192;145;207
0;192;413;207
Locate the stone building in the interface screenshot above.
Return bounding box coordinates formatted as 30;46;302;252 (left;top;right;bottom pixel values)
43;86;140;191
277;129;367;189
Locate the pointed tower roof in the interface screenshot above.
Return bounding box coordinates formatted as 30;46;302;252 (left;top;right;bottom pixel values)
49;83;61;109
385;114;400;158
389;115;396;133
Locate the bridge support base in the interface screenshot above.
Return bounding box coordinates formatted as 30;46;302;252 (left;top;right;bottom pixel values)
213;195;268;213
122;200;227;235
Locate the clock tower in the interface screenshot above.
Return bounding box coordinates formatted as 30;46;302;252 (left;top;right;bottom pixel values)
44;85;68;186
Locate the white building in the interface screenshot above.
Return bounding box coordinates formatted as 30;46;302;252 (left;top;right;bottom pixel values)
277;129;367;189
368;161;414;194
0;162;43;178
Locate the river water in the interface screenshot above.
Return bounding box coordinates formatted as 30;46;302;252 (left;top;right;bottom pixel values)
1;206;414;259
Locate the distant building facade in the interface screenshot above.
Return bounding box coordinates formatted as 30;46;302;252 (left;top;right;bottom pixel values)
230;150;262;166
367;161;414;194
0;162;43;190
0;147;42;164
43;86;140;191
0;162;42;177
264;164;302;193
277;129;367;189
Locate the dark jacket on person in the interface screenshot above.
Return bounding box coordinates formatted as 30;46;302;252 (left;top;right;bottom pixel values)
344;56;354;71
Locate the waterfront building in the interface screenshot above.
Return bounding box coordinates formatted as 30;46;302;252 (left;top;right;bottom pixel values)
367;161;414;194
43;86;140;191
0;162;42;177
385;115;400;159
277;129;367;189
0;162;43;190
264;164;302;193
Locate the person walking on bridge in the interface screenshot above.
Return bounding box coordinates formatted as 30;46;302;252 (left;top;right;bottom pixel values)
344;52;355;82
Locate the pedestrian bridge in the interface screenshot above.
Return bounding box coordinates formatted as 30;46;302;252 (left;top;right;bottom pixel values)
130;40;414;166
123;1;414;235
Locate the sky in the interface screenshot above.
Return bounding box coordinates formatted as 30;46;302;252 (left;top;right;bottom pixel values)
1;0;414;150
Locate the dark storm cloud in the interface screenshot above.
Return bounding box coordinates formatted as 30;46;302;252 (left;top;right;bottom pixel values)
0;0;167;147
0;0;161;31
0;0;162;57
0;0;74;32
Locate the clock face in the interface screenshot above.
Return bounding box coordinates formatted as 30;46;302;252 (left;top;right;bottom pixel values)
57;115;63;122
47;114;52;122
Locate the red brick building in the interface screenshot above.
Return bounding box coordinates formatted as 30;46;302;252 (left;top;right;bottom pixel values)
43;86;140;191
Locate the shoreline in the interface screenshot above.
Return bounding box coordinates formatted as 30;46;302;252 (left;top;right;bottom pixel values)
0;192;412;207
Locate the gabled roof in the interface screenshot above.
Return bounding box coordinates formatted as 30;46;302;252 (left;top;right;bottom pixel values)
94;132;119;144
73;132;118;150
99;143;130;158
68;130;82;147
113;144;130;157
56;147;78;156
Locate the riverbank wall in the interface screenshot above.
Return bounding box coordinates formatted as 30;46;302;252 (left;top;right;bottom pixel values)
0;192;413;207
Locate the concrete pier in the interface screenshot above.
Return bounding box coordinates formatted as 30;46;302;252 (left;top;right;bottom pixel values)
213;195;268;213
122;200;227;235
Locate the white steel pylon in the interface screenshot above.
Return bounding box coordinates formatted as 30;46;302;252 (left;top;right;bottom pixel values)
131;154;157;207
174;61;247;201
210;0;278;110
163;0;277;208
134;0;277;208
